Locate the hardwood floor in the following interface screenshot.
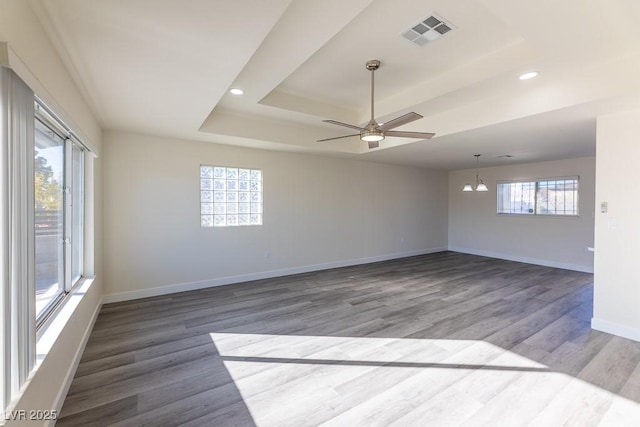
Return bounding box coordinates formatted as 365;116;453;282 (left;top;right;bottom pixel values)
57;252;640;426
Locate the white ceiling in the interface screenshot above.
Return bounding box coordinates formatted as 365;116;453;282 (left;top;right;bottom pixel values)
31;0;640;169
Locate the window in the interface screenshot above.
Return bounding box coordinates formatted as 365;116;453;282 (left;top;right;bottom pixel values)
497;177;579;216
200;165;262;227
1;68;90;417
34;119;65;318
34;101;85;324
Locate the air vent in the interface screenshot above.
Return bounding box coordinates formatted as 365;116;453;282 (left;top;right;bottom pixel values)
401;13;454;47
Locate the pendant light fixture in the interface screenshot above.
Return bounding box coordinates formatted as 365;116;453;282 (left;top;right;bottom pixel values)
463;154;488;192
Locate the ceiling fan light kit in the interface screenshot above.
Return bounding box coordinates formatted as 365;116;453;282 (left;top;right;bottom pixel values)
318;60;435;148
463;154;488;192
361;129;384;142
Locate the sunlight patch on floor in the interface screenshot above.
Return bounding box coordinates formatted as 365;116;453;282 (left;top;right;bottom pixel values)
208;333;640;426
209;333;547;369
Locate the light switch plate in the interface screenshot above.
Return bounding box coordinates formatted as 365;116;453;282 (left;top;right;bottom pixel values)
601;202;608;213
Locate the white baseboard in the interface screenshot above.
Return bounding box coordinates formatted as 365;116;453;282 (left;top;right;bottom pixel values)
447;246;593;273
103;247;448;304
591;318;640;343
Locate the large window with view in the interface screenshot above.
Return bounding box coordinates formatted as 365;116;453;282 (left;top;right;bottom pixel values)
497;177;579;216
34;102;85;324
200;165;262;227
1;67;90;417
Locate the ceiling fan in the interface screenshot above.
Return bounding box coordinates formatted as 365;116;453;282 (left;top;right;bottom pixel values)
318;59;435;149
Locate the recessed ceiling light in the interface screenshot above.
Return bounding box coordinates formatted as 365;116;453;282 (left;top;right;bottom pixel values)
519;71;538;80
229;88;244;95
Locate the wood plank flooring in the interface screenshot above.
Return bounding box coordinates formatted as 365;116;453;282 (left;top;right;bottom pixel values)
57;252;640;426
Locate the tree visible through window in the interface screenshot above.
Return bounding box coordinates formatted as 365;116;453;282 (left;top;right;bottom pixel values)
34;119;65;319
497;177;579;216
34;104;85;324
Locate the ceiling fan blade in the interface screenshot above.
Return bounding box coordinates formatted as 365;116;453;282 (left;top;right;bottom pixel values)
368;141;379;149
385;130;435;139
323;120;365;131
379;112;423;130
317;133;360;142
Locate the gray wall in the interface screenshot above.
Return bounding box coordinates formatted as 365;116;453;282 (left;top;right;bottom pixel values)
448;157;596;272
103;131;449;300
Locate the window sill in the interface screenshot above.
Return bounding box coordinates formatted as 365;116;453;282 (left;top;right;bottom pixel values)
496;213;580;219
35;277;95;364
2;277;96;426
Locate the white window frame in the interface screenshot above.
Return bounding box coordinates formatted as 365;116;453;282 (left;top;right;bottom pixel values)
497;176;579;217
34;100;86;328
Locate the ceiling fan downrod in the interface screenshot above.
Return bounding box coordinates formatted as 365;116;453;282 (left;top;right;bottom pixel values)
362;59;383;143
365;59;380;126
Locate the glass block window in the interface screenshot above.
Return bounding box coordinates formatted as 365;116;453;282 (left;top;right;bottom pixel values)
497;177;579;216
200;165;262;227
